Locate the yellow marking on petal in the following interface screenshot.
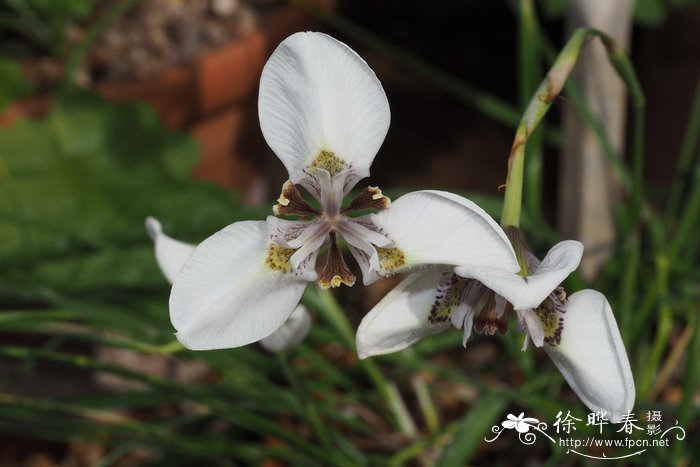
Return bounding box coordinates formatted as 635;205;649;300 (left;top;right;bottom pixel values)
377;247;406;273
319;273;356;290
534;287;566;345
311;150;346;176
265;242;295;273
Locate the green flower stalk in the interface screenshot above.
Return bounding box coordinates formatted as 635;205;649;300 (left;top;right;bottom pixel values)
500;27;645;231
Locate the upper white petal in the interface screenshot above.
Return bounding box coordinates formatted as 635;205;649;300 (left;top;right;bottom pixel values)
371;190;520;275
544;290;635;423
145;217;195;284
259;32;390;184
259;304;312;353
170;221;308;350
356;271;450;359
456;240;583;311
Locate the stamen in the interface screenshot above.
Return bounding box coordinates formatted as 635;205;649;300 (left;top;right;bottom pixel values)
318;231;356;289
273;181;319;217
342;186;391;213
474;292;509;336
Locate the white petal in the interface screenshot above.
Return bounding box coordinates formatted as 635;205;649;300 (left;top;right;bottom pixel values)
356;272;450;358
145;217;195;284
544;290;635;423
259;32;390;185
518;309;545;350
259;304;312;352
460;305;476;347
371;190;520;277
170;221;308;350
339;216;392;285
456;240;583;311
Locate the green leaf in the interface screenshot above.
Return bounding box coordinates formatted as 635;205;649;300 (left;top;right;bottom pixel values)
437;394;509;466
0;89;244;271
0;58;30;111
634;0;668;26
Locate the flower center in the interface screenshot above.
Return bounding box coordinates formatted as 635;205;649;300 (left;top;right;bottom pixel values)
269;170;392;289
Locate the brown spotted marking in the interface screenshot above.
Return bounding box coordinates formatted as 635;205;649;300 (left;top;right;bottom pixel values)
376;247;406;274
428;274;468;324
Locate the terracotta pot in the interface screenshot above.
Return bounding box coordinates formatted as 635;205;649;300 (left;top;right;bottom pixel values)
100;0;335;196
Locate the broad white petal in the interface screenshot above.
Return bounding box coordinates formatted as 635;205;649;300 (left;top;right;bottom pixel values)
456;240;583;311
371;191;520;278
544;290;635;423
145;217;195;284
259;32;390;185
170;221;308;350
259;304;312;352
356;271;451;358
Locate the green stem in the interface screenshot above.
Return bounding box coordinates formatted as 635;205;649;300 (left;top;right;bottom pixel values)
669;147;700;259
638;255;672;400
518;0;544;222
276;354;336;456
666;76;700;223
307;287;418;437
411;374;439;434
500;28;645;231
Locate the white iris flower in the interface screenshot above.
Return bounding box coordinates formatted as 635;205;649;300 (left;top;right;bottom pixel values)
357;225;635;422
152;32;527;351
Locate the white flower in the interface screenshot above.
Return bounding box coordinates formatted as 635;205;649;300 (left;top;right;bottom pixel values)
502;413;539;433
145;217;310;352
157;32;524;351
356;222;635;423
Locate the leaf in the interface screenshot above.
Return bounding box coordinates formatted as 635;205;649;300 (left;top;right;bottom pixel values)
0;89;244;273
437;394;509;466
0;58;30;111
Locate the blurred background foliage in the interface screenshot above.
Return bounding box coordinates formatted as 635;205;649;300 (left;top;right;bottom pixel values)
0;0;699;465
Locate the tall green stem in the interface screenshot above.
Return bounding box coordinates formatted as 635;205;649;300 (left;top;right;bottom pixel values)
500;28;645;230
518;0;544;222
